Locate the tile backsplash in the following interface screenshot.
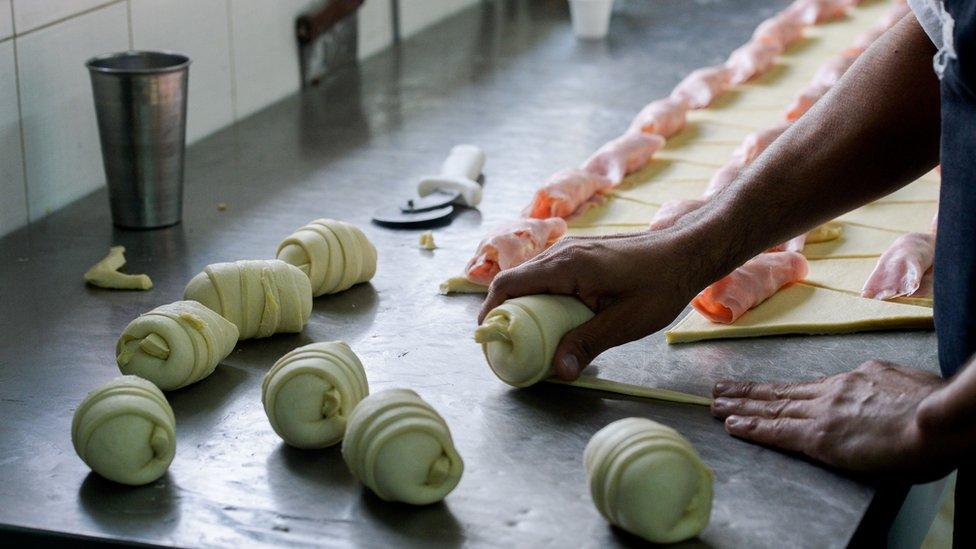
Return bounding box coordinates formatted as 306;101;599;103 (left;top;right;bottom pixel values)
0;0;478;237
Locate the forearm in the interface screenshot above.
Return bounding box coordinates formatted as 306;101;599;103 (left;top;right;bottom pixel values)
672;14;940;290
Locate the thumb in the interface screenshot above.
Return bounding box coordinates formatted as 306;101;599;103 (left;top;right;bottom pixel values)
552;306;630;381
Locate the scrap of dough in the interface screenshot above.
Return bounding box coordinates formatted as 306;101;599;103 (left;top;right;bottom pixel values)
475;295;594;387
802;223;902;259
277;218;377;297
837;202;939;234
585;417;713;544
116;301;240;390
439;275;488;295
805;257;933;307
341;389;463;505
71;375;176;486
418;231;436;250
568;197;660;228
805;221;843;244
184;259;312;340
262;341;369;449
667;283;933;344
548;377;712;407
84;246;153;291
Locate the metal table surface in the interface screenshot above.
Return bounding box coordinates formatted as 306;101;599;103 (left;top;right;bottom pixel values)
0;1;938;547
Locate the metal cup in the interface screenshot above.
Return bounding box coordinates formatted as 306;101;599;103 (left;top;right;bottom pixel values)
86;51;191;229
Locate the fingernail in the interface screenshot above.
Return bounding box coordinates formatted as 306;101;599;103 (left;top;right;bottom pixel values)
714;382;731;395
557;354;579;379
726;416;742;428
712;397;729;410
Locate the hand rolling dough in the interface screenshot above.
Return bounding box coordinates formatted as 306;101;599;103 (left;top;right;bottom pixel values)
71;376;176;486
184;259;312;340
585;417;713;544
277;218;377;297
262;341;369;449
341;389;463;505
84;246;152;291
117;301;239;390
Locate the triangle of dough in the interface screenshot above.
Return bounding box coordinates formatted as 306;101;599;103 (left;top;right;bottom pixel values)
805;257;934;307
612;179;709;206
655;142;737;168
837;202;938;234
675;116;753;145
568;197;658;227
802;222;901;259
666;283;933;344
875;179;940;203
621;158;718;187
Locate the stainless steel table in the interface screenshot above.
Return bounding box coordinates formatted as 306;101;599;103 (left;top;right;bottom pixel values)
0;1;937;546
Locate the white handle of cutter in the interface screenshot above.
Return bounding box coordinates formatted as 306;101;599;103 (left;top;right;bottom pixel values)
417;144;486;207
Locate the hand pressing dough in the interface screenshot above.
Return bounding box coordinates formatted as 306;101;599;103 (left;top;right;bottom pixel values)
184;259;312;340
117;301;239;390
804;257;933;307
342;389;463;505
71;376;176;485
277;218;377;297
418;231;436;250
585;417;713;544
837;202;939;234
84;246;152;290
438;275;488;295
568;197;660;228
667;283;933;343
803;223;902;259
263;341;369;449
475;295;594;387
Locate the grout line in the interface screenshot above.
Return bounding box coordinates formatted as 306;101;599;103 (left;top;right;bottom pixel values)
9;1;31;225
125;0;133;49
225;0;238;121
12;0;125;40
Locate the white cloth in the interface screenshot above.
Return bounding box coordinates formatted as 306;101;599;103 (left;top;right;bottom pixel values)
908;0;958;78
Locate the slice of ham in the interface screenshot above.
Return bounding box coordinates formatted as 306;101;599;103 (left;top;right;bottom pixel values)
671;66;733;109
465;217;568;286
582;133;666;184
725;40;780;85
523;169;613;219
861;232;936;301
784;0;848;25
704;160;742;198
752;14;804;52
648;198;706;230
692;251;809;324
627;97;688;138
731;122;791;165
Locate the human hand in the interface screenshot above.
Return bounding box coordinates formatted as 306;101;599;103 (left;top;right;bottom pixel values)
478;232;702;381
711;359;955;481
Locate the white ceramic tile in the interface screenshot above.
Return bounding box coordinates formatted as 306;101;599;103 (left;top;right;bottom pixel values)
398;0;478;38
12;0;113;33
0;0;13;40
130;0;233;143
230;0;314;119
0;40;26;236
358;0;392;60
17;2;128;221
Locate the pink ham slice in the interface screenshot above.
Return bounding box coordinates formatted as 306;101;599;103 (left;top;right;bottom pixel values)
671;66;733;109
523;169;613;219
752;14;804;52
648;198;706;230
582;133;666;184
861;232;936;301
726;40;781;85
784;0;848;25
627;97;688;138
693;251;809;324
466;218;568;286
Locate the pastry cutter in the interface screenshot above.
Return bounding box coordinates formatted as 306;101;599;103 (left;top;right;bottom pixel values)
372;144;486;228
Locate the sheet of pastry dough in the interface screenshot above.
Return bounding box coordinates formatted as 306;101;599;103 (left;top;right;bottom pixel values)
875;180;940;203
565;225;647;237
620;158;718;186
667;283;933;344
612;179;709;206
568;197;659;227
655;143;739;169
672;117;754;145
802;223;902;259
837;202;939;234
804;257;933;307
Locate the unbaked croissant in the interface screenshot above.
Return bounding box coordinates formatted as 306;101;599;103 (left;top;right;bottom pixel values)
277;218;377;296
585;417;713;544
184;259;312;339
71;376;176;486
262;341;369;449
117;300;239;390
341;389;463;505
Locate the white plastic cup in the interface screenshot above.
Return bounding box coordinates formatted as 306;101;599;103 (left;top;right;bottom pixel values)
569;0;614;40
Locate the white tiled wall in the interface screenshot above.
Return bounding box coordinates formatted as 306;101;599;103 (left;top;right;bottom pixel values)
0;0;478;237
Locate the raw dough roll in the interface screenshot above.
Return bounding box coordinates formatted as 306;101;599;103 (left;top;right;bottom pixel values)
116;301;239;390
262;341;369;449
341;389;463;505
585;417;713;544
71;376;176;486
474;295;594;387
184;259;312;340
277;218;377;296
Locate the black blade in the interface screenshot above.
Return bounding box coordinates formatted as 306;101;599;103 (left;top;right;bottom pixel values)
371;204;455;228
400;190;460;212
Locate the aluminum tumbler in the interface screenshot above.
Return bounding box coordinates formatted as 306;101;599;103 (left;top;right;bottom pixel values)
87;51;190;229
